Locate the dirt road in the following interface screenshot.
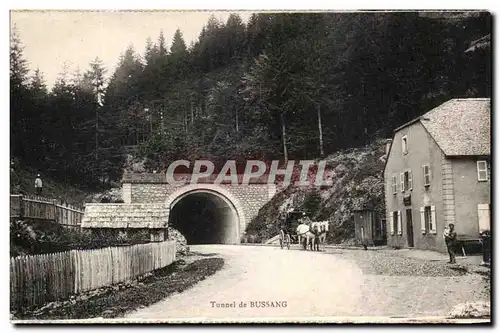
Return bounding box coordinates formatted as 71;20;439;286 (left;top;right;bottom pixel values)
125;245;365;321
124;245;489;322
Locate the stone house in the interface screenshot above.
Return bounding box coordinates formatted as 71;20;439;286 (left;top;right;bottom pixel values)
384;98;490;252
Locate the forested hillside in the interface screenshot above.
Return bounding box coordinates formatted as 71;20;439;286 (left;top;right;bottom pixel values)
10;12;491;187
245;140;387;244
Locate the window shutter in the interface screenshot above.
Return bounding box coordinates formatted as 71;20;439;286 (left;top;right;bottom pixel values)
389;213;394;235
408;170;413;190
477;204;490;232
400;173;405;192
420;207;426;234
397;211;402;235
430;206;437;234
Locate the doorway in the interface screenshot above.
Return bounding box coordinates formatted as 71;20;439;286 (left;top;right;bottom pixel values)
406;208;414;247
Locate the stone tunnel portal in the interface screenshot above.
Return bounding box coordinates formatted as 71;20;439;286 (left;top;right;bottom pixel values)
168;190;240;245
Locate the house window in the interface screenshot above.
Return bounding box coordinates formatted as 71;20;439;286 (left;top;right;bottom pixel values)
400;173;405;192
390;211;402;235
420;205;437;234
477;161;488;181
425;206;432;230
402;135;408;154
404;170;413;191
392;174;397;194
423;164;431;186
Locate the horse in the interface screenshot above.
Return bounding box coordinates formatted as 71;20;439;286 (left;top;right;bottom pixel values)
309;221;320;251
296;215;312;247
315;221;329;251
296;223;318;251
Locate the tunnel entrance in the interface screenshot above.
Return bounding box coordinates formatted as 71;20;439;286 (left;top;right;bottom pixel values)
168;191;240;245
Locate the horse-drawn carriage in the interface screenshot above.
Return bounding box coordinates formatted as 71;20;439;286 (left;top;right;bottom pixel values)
278;208;330;251
278;209;307;249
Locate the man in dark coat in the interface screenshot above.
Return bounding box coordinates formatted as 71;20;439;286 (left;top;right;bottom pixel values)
480;229;491;265
444;223;457;264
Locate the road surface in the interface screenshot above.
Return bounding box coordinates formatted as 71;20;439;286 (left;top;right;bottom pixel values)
125;245;365;321
124;245;489;323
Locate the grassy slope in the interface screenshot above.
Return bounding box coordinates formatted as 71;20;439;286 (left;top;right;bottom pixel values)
15;256;224;319
10;164;96;205
245;140;386;244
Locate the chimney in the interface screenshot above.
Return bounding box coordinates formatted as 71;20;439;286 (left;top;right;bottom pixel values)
385;139;393;156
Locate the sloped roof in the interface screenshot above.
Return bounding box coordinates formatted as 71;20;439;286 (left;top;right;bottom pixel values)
81;203;168;229
420;98;490;156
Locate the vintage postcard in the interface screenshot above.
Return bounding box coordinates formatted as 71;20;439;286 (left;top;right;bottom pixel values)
9;9;491;324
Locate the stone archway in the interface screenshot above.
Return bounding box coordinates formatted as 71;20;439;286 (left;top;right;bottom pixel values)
165;184;246;245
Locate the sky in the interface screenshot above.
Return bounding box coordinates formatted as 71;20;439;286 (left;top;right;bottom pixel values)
11;10;253;89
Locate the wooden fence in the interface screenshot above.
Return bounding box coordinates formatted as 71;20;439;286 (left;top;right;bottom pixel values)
10;240;176;312
10;195;85;227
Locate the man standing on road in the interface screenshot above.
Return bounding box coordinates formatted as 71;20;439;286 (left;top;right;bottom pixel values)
480;229;491;266
444;223;457;264
35;174;43;195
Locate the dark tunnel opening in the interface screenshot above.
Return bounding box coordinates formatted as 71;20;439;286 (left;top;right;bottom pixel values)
168;192;239;245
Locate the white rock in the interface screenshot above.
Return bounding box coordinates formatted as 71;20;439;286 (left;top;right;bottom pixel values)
448;301;490;318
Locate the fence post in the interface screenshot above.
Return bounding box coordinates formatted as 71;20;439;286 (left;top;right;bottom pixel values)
53;199;58;223
19;195;25;219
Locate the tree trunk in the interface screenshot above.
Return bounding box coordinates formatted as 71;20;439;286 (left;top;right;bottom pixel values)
317;104;324;157
95;109;98;159
280;112;288;165
235;106;239;132
191;103;194;125
149;111;153;134
136;118;139;145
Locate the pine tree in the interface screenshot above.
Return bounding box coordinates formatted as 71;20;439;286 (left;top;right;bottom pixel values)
224;13;246;60
170;28;187;56
10;25;29;88
144;36;158;66
29;68;48;96
10;26;34;160
83;57;107;106
158;30;167;58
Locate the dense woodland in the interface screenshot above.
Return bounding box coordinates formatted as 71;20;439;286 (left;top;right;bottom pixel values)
10;12;491;189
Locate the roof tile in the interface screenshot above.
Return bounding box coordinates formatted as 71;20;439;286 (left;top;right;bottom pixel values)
82;203;168;229
420;98;490;156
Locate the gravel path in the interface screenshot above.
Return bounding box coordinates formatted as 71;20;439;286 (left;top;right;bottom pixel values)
124;245;490;322
324;248;490;317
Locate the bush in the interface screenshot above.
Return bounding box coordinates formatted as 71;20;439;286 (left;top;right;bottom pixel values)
301;189;322;217
10;219;153;257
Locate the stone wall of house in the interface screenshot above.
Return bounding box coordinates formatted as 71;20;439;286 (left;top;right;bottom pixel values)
452;158;491;237
385;122;447;252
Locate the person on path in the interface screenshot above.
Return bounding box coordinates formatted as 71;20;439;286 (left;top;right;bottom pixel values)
479;229;491;266
34;174;43;195
443;225;450;240
444;223;457;264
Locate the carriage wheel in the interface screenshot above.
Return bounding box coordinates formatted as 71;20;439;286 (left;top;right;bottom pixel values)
286;234;291;250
